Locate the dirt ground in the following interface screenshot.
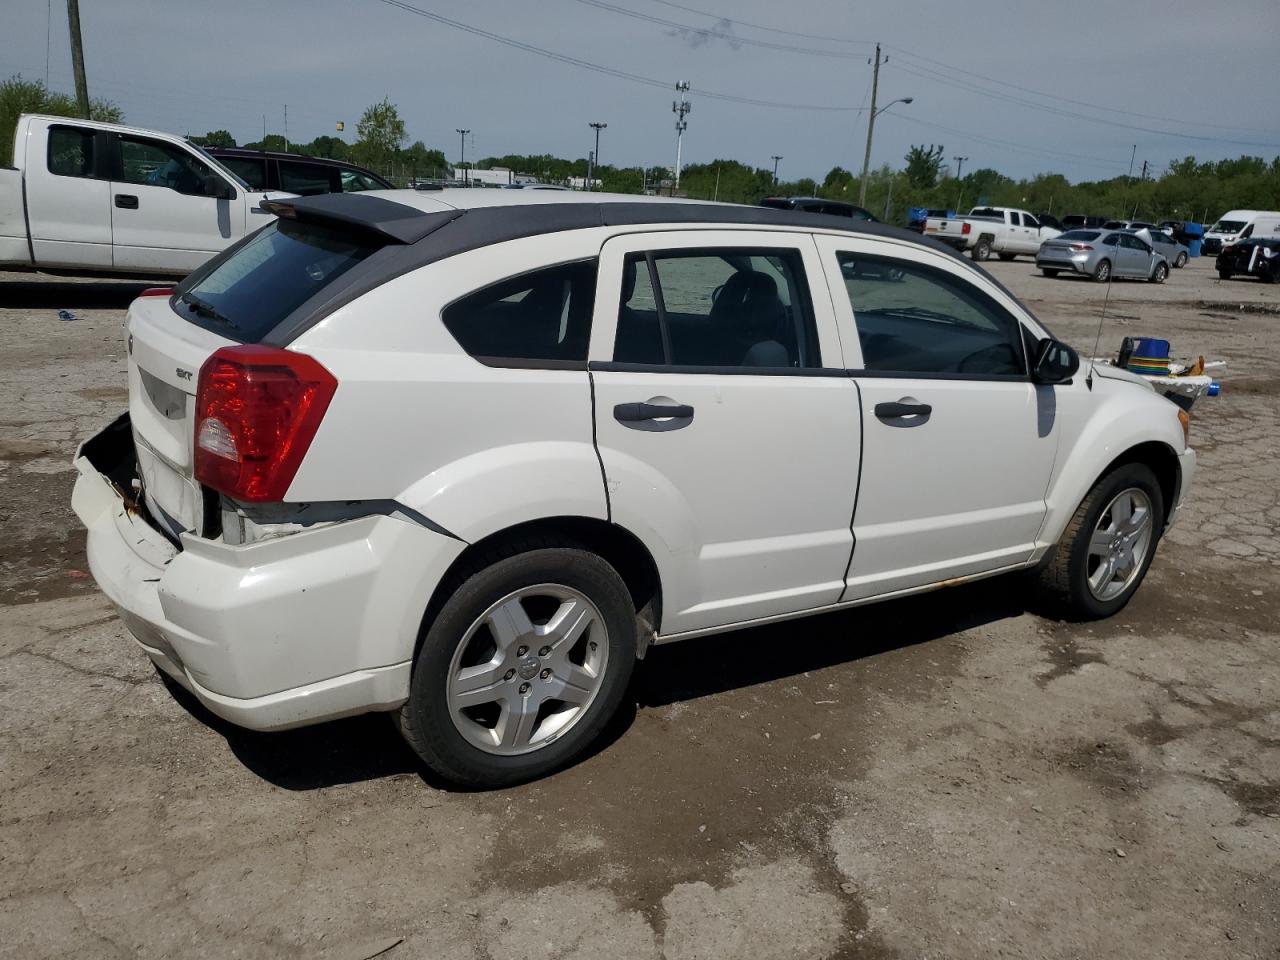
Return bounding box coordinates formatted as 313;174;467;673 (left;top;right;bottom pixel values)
1;256;1277;960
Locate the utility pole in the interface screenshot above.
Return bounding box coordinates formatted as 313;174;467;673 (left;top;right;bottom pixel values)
771;155;782;186
953;156;968;181
1140;159;1149;180
858;44;882;208
66;0;90;118
589;122;607;192
284;105;289;151
586;150;594;192
456;128;470;185
1128;144;1137;179
673;81;691;193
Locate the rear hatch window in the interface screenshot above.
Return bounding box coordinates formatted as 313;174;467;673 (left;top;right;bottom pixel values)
177;221;379;343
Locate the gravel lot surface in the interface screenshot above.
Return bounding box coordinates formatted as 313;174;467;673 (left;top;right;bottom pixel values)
1;256;1277;959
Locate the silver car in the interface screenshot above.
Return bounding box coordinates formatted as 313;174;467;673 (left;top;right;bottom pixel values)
1036;229;1170;283
1145;229;1189;268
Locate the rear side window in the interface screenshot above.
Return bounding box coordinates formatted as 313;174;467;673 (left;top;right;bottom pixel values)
279;161;337;196
48;127;95;177
1059;230;1100;241
837;252;1025;377
442;261;598;365
615;248;820;369
220;156;268;190
179;221;378;342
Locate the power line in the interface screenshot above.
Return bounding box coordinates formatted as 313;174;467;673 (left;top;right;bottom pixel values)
643;0;871;47
567;0;868;59
889;112;1130;170
368;0;868;112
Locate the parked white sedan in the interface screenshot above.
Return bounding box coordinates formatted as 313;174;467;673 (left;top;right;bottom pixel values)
73;190;1195;787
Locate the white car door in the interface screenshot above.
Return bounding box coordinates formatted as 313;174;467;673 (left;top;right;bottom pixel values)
814;234;1057;599
1020;213;1042;254
24;123;113;269
108;133;244;273
588;230;861;636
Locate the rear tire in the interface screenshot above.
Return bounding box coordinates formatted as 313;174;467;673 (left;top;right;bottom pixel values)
1151;262;1168;284
1174;252;1187;268
1041;268;1059;278
399;541;637;788
1218;268;1232;280
1035;463;1165;621
1092;258;1112;282
971;238;993;261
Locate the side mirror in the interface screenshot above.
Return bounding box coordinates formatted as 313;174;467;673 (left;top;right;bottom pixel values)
1032;337;1080;384
203;175;234;200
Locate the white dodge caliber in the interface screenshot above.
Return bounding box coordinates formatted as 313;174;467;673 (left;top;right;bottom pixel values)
73;189;1196;787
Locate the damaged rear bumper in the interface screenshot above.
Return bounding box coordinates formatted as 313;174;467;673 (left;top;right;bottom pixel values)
71;414;466;731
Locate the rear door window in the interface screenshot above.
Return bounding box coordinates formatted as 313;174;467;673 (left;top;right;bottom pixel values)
47;126;96;177
177;221;379;342
441;261;598;365
836;252;1025;377
279;160;338;195
615;248;819;369
219;156;268;190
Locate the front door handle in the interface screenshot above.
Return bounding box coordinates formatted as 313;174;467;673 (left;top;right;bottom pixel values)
614;401;694;422
874;399;932;420
114;194;139;209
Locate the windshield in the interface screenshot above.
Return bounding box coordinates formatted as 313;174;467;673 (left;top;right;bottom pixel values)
190;144;251;190
1058;230;1100;241
179;221;379;342
1210;219;1246;233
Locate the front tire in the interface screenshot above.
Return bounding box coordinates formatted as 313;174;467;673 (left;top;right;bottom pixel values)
1041;268;1059;278
1218;268;1232;280
399;543;637;788
1036;463;1165;620
971;238;993;261
998;252;1016;262
1174;252;1187;268
1151;262;1168;284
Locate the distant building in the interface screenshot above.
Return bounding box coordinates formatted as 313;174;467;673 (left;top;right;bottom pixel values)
455;167;516;187
566;176;602;191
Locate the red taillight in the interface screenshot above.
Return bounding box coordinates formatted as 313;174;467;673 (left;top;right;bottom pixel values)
139;287;173;297
1070;244;1093;251
961;222;971;235
194;346;337;502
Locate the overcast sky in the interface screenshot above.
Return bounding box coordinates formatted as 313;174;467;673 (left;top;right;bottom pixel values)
6;0;1280;183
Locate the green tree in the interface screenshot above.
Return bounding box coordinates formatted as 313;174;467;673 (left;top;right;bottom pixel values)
402;140;448;177
192;129;235;148
1;74;121;163
303;135;351;161
242;134;289;153
353;97;405;171
904;143;945;189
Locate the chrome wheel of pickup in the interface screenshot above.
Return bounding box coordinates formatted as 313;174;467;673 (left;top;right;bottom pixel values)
447;585;609;756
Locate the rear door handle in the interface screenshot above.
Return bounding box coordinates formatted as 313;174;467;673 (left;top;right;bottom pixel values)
614;401;694;422
874;399;932;419
114;194;138;209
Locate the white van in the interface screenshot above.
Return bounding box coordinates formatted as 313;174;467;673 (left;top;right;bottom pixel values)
1203;209;1280;255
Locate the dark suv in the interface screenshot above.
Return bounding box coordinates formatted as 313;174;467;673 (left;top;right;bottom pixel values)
198;147;392;196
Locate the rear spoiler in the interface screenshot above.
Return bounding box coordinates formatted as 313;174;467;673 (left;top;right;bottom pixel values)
259;194;462;244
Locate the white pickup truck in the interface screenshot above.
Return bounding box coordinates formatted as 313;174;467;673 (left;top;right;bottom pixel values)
923;206;1061;262
1;114;281;277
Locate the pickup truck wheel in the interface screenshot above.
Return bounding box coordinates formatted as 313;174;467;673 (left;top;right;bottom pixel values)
1151;262;1169;284
1035;463;1164;621
1092;259;1112;283
997;252;1016;262
971;238;993;261
1041;268;1059;278
1217;268;1232;280
399;543;637;788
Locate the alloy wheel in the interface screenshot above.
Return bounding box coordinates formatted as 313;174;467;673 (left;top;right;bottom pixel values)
1086;488;1154;602
446;585;609;755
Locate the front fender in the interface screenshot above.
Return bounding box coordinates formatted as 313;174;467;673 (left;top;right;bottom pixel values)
1039;378;1186;549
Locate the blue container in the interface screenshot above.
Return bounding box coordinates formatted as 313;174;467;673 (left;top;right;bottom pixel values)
1188;238;1203;258
1183;221;1205;238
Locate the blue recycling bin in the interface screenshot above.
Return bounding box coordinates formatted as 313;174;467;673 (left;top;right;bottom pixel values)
1188;238;1203;258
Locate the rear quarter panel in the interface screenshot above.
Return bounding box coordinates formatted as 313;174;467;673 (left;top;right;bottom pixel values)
0;167;30;266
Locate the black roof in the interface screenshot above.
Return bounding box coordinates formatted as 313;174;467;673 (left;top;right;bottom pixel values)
201;146;390;184
192;193;1012;347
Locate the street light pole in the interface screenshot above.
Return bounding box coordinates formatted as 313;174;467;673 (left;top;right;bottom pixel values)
771;155;783;186
589;122;607;192
456;128;470;185
858;43;915;208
